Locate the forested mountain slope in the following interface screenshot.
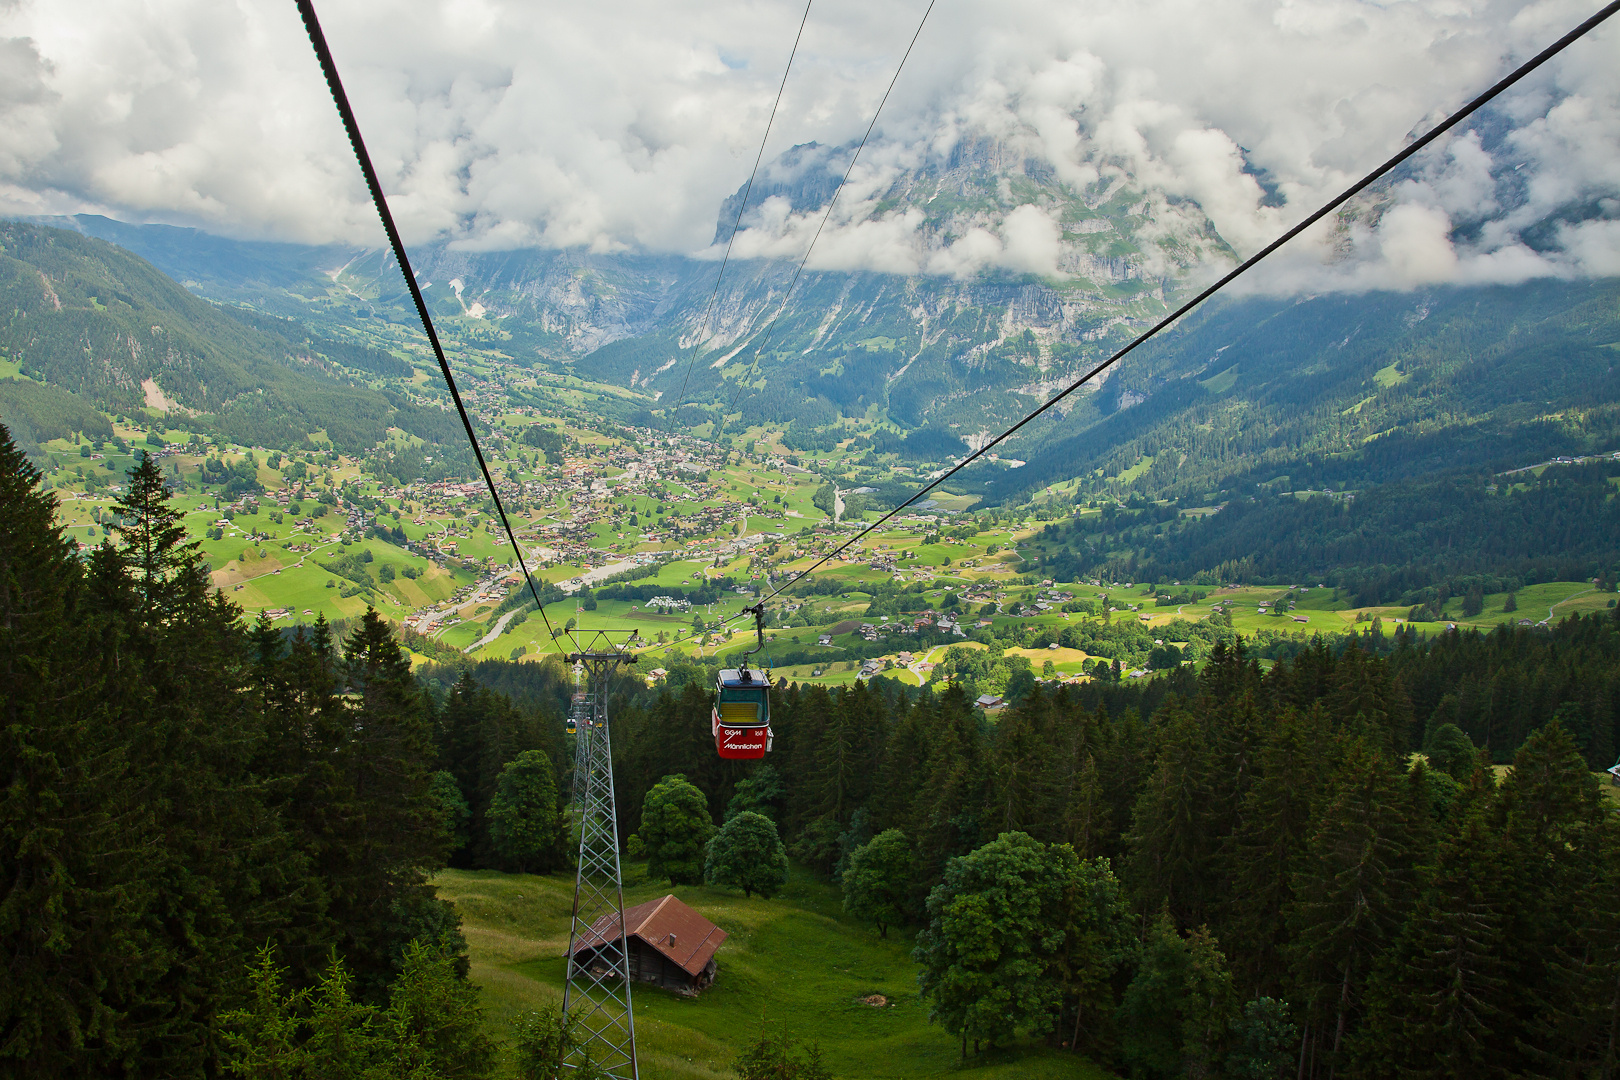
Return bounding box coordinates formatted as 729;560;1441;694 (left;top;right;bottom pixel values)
0;438;479;1074
1024;457;1620;602
0;223;465;455
991;278;1620;504
18;206;1620;512
440;617;1620;1078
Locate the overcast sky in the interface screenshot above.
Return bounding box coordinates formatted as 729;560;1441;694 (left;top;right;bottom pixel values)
1;0;1615;290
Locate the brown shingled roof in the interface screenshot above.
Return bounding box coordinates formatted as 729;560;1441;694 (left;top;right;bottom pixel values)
571;895;727;977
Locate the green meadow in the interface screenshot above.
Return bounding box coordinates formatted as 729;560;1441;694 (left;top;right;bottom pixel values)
436;866;1112;1080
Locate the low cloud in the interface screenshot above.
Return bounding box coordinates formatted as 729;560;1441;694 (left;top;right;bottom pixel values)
712;193;1063;279
0;0;1613;292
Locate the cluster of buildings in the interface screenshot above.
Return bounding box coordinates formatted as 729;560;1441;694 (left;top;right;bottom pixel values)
851;610;971;643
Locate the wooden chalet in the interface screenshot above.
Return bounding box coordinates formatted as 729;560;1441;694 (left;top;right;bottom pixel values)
569;895;727;995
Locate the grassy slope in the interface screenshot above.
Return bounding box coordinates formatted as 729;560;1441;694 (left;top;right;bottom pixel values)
436;866;1112;1080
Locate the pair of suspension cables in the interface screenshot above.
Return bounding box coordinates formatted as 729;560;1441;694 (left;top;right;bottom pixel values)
295;0;935;657
295;0;1620;653
720;0;1620;629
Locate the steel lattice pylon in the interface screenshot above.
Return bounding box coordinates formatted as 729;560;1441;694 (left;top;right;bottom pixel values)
562;651;637;1079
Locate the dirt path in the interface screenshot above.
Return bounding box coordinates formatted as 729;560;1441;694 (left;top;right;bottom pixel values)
1538;587;1595;626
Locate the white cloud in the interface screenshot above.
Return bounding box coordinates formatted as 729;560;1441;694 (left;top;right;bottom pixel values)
0;0;1614;291
1559;216;1620;275
999;204;1062;276
1377;204;1461;286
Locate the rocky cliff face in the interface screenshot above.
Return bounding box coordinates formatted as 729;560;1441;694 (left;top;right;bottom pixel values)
403;245;703;356
548;134;1239;432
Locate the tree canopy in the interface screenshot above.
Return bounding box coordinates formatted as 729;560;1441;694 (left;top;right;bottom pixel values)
841;829;914;938
638;774;715;886
0;424;481;1073
705;812;789;899
488;750;567;874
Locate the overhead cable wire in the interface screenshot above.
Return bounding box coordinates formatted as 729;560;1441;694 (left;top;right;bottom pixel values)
730;0;1620;622
713;0;937;448
667;0;816;427
295;0;571;656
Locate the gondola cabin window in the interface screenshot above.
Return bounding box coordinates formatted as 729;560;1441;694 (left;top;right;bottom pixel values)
713;668;771;759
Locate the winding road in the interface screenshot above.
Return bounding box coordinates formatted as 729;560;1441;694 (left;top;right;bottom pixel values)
465;608;523;653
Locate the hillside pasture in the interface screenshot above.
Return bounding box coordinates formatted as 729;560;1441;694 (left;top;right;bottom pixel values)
435;866;1112;1080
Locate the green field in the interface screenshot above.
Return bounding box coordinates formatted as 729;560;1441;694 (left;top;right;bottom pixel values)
436;867;1112;1080
45;417;1616;671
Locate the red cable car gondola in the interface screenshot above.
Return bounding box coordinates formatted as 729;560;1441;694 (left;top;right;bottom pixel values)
714;605;772;759
713;667;771;759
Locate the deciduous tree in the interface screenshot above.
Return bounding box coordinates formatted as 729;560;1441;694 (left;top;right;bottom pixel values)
842;829;914;937
488;751;566;873
638;774;715;885
914;832;1079;1055
706;811;789;899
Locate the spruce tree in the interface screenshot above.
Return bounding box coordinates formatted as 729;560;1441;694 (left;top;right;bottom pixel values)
1125;703;1219;926
868;695;932;838
1100;706;1150;860
1222;706;1325;997
1063;753;1110;859
1325;645;1412;753
991;683;1062;838
111;451;207;622
1285;738;1416;1074
0;425;159;1075
339;609;454;995
250;614;352;981
1351;782;1513;1079
911;684;994;890
1494;718;1618;1076
106;454;288;1076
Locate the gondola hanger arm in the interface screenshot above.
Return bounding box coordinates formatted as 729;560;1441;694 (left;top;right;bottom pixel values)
740;603;766;660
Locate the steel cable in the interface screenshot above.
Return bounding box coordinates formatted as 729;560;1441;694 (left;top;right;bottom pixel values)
728;0;1620;624
667;0;817;429
295;0;572;655
712;0;937;449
